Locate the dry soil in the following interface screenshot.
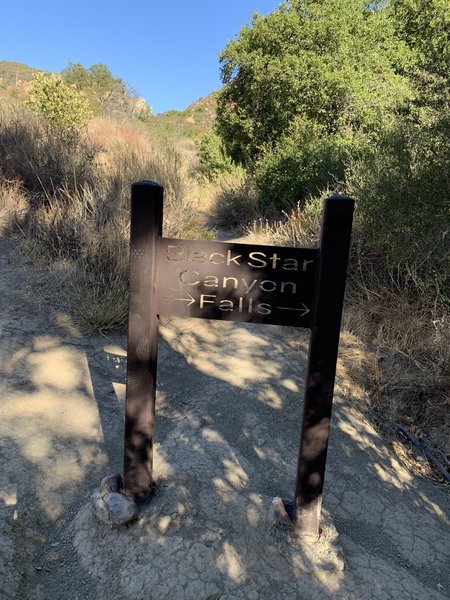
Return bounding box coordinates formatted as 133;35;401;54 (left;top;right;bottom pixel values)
0;236;449;599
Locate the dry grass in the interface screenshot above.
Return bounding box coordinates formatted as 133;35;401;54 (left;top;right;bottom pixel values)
210;168;262;229
343;269;450;452
248;195;450;455
0;104;97;200
0;180;28;234
0;110;210;332
245;195;323;247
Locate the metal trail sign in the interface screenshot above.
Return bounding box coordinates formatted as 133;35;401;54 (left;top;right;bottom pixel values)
156;238;317;326
123;181;354;537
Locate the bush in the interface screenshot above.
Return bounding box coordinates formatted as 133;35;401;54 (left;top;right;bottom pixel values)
0;104;97;203
253;117;360;208
343;253;449;450
246;191;449;450
212;168;261;228
0;110;209;331
197;131;235;181
0;180;27;234
347;113;450;299
245;193;324;247
25;73;92;136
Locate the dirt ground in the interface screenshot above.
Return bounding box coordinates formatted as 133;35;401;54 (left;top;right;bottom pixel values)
0;235;449;599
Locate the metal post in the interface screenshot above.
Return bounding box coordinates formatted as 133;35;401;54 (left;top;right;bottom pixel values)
293;195;354;536
123;181;163;500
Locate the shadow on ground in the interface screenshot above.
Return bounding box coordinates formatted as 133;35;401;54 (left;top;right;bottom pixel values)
76;317;449;599
0;233;448;600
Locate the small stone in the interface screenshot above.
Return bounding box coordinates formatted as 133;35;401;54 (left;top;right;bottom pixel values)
100;474;123;496
200;530;220;543
103;492;138;527
268;497;293;530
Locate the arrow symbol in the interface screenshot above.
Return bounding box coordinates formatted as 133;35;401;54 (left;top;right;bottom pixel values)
165;293;196;307
277;303;310;317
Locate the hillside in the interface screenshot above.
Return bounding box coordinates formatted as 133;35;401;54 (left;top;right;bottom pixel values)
148;92;217;142
0;60;44;84
0;60;216;143
0;60;153;121
0;61;46;99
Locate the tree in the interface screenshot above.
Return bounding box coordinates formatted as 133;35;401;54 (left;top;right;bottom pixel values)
391;0;450;120
215;0;413;204
347;0;450;292
25;72;92;136
61;62;126;114
392;0;450;79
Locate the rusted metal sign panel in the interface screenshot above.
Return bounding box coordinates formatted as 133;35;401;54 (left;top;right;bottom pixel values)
155;238;318;327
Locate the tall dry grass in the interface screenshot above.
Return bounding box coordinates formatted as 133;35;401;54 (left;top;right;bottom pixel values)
245;195;323;247
0;104;97;200
209;168;262;229
343;253;449;451
0;107;210;331
227;189;449;453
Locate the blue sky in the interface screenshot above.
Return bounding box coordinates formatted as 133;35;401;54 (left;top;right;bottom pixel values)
1;1;281;114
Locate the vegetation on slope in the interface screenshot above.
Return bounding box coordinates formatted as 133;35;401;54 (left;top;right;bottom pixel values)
0;63;211;331
208;0;449;454
148;93;217;142
0;60;43;84
0;0;448;462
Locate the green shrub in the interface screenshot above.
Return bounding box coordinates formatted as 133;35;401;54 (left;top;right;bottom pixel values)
25;73;92;136
347;114;450;299
253;117;361;208
197;131;234;180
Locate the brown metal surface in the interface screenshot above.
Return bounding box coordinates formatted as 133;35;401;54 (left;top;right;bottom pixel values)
123;181;163;500
293;195;354;536
155;237;318;328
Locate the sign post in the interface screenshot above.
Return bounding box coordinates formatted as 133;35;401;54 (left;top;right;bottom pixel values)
123;181;354;535
123;181;163;500
291;196;354;536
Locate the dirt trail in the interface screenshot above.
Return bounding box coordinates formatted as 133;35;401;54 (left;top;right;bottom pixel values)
0;235;449;599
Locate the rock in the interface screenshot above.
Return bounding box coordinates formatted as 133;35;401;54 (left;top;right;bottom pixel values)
91;490;110;524
103;492;138;527
99;474;123;496
91;475;138;527
267;497;293;530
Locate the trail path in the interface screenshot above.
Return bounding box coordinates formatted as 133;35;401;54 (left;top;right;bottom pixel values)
0;235;449;599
